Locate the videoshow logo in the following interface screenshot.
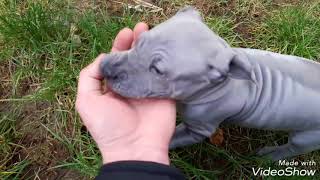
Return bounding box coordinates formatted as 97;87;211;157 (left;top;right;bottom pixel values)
252;160;317;177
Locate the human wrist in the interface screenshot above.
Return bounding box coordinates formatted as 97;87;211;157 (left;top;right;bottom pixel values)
101;145;170;165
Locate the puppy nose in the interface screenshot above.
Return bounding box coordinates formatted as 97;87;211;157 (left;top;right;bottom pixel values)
102;63;113;78
100;52;129;81
101;62;127;81
105;71;127;82
110;72;128;81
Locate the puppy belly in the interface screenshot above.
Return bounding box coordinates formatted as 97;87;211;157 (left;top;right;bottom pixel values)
234;71;320;131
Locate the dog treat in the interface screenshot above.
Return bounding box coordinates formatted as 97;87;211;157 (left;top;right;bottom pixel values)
101;6;320;161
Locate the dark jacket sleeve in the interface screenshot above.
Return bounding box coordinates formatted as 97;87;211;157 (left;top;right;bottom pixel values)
95;161;186;180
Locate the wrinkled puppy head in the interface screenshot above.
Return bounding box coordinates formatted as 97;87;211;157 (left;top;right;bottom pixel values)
100;6;254;100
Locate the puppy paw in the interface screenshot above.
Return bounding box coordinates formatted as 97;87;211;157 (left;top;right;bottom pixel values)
257;146;288;161
257;146;278;156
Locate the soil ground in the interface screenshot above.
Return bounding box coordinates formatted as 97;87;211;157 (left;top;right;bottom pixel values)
1;0;320;179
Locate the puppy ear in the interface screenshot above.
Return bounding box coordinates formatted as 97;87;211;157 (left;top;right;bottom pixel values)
228;54;254;81
207;65;225;83
208;49;255;82
176;6;203;21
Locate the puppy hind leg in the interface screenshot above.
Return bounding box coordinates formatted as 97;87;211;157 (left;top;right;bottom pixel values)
257;130;320;161
169;123;207;149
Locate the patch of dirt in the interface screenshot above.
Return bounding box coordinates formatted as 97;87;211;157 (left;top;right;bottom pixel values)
3;100;84;180
21;133;68;165
106;0;133;16
1;49;84;180
235;22;253;40
106;5;123;17
75;0;96;11
58;169;88;180
222;126;288;155
23;167;87;180
223;127;255;154
74;0;136;16
138;0;265;45
136;0;230;26
0;61;38;99
230;0;314;46
17;76;38;97
272;0;301;6
0;63;11;92
11;137;71;179
192;0;228;16
0;62;13;113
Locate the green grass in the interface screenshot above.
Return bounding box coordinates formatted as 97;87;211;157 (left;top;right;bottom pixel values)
256;4;320;59
0;0;137;179
0;106;29;180
1;0;320;179
206;16;242;46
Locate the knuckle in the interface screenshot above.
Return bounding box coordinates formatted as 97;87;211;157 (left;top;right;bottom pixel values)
96;53;108;62
79;68;88;78
98;53;107;58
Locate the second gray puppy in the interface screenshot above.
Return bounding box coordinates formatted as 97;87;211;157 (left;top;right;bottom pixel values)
100;7;320;161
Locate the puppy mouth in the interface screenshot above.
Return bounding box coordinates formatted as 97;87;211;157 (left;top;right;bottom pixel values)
110;82;149;99
145;91;171;98
109;82;171;99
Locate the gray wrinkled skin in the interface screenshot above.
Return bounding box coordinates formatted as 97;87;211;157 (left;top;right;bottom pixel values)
100;7;320;161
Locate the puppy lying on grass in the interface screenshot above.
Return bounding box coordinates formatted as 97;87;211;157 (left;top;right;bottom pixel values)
100;7;320;161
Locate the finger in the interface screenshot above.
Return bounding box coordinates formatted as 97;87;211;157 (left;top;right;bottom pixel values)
77;53;106;96
132;22;149;47
112;28;134;52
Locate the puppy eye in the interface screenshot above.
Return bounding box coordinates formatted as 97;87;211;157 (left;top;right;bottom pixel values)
150;64;163;75
149;58;164;76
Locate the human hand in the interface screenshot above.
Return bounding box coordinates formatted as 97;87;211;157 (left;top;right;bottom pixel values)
76;23;176;165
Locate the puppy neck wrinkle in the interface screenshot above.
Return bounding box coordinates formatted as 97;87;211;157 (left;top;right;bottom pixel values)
181;78;232;105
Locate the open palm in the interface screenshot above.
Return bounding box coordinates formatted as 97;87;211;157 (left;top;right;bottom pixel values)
76;23;176;165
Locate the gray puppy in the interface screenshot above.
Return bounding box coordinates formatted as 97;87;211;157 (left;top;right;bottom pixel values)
100;7;320;161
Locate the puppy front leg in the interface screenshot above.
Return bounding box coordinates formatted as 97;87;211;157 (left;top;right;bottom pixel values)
169;123;207;149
